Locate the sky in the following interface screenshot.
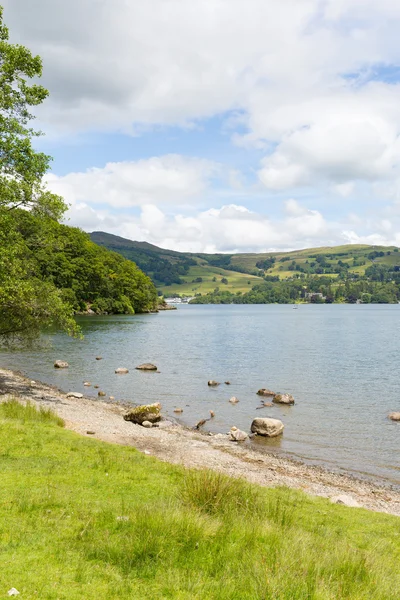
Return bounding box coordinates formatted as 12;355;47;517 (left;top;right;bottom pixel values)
4;0;400;253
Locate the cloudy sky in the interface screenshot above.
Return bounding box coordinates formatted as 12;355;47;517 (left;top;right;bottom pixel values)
4;0;400;252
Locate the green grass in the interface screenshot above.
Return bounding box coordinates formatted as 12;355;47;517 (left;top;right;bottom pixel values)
159;265;262;296
0;400;399;599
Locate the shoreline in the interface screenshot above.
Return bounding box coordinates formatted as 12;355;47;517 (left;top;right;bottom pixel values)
0;366;399;516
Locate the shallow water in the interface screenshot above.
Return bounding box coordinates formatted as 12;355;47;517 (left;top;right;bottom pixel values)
1;304;399;485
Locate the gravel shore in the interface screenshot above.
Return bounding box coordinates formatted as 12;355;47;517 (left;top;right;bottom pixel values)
1;367;399;516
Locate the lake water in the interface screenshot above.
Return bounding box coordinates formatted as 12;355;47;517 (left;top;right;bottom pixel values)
1;304;399;486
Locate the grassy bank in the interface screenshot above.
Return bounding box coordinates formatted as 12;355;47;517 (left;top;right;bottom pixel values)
0;401;399;599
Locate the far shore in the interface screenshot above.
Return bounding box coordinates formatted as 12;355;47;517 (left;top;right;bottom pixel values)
0;367;399;517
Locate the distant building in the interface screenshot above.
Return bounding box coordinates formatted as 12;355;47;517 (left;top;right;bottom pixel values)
305;292;326;301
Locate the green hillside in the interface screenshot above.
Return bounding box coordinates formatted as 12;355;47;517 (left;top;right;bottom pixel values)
90;232;400;298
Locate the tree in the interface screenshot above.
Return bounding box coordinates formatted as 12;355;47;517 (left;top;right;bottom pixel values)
0;8;76;343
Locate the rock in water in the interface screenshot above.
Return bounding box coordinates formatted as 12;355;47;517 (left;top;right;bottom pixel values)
389;412;400;421
115;367;129;374
136;363;158;371
229;426;248;441
66;392;83;399
224;381;231;385
208;380;220;387
54;360;68;369
229;396;239;404
330;495;360;508
257;388;275;397
83;382;91;386
96;356;103;360
251;417;284;437
98;391;106;397
174;407;183;413
124;402;162;424
273;393;295;405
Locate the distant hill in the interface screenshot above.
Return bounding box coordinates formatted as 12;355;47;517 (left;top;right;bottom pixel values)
89;232;400;296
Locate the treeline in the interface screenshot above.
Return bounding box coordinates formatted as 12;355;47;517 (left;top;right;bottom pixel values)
190;276;400;305
1;210;158;316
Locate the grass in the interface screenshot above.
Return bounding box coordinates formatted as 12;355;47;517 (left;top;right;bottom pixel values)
0;400;399;599
159;265;262;296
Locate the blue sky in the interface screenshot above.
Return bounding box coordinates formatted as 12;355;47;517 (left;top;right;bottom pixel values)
4;0;400;252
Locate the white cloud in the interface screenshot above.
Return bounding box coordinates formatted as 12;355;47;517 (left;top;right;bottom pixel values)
46;155;218;208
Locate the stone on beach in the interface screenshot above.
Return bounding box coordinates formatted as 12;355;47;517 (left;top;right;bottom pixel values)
136;363;158;371
124;402;162;425
330;495;360;508
229;396;239;404
229;426;248;441
257;388;275;397
251;417;284;437
208;380;220;386
66;392;83;399
389;412;400;421
273;393;295;405
142;420;153;428
115;367;129;374
54;360;68;369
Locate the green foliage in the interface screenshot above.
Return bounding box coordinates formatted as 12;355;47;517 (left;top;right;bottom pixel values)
0;408;400;598
1;399;65;426
8;209;158;316
0;7;64;216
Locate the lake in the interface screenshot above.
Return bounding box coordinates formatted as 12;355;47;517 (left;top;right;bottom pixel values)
1;304;399;486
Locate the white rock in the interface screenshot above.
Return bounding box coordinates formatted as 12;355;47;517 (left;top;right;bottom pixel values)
251;417;284;437
115;367;129;374
66;392;83;399
8;589;20;597
54;360;68;369
330;495;361;508
229;426;248;441
83;382;91;387
229;396;239;404
142;421;153;428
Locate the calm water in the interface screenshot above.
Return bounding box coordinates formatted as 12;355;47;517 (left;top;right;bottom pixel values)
1;304;399;486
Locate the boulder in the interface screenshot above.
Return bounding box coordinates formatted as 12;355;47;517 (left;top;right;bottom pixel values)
115;367;129;374
209;410;215;418
208;380;220;387
174;407;183;413
389;412;400;421
257;388;275;397
251;417;284;437
54;360;68;369
142;420;153;428
98;391;106;397
96;356;103;361
136;363;157;371
229;426;248;441
273;393;295;405
109;396;115;401
83;382;91;387
224;381;231;385
124;402;162;425
330;495;360;508
229;396;239;404
94;385;99;389
66;392;83;399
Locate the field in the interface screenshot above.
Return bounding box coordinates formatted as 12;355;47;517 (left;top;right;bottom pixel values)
158;264;262;296
1;400;400;599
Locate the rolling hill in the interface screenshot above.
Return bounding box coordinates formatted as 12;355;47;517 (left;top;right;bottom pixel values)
90;232;400;297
